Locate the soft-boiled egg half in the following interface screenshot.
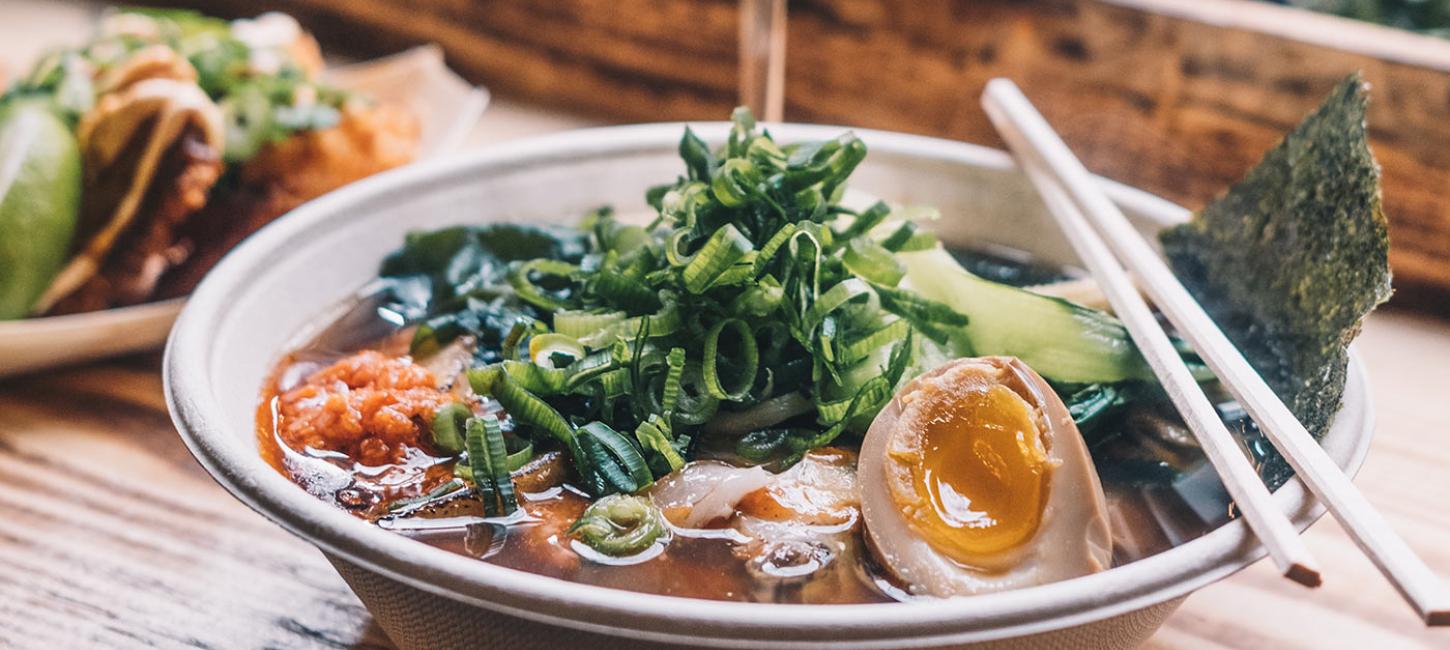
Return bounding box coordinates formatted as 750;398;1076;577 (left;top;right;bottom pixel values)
859;356;1112;597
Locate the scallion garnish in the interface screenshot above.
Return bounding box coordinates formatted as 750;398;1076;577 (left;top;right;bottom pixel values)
382;107;1193;488
568;495;668;557
464;414;518;517
430;402;471;455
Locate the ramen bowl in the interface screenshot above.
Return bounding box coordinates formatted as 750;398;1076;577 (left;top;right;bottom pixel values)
164;123;1373;650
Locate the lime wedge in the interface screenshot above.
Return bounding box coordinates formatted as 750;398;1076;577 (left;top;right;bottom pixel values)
0;99;83;319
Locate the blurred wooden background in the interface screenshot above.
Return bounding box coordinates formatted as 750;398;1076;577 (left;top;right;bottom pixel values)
153;0;1450;310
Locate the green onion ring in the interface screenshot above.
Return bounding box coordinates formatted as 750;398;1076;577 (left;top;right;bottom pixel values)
672;361;720;426
807;278;871;334
702;319;759;401
710;158;756;207
568;494;668;557
508;259;578;310
683;224;755;294
430;402;471;454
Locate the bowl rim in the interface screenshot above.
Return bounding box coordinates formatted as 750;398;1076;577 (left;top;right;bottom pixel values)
164;121;1375;649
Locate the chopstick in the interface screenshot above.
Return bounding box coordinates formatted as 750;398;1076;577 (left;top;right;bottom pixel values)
982;78;1450;623
980;80;1322;588
738;0;787;122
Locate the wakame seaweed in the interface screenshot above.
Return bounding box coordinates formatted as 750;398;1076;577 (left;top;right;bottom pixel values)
378;224;588;362
1160;73;1391;486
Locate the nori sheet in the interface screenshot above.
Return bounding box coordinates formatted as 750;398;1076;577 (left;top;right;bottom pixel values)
1159;73;1392;486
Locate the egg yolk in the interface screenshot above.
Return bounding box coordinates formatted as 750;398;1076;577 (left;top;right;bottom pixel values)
906;384;1050;563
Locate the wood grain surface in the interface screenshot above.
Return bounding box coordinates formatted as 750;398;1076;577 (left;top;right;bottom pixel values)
3;2;1450;648
0;355;393;649
147;0;1450;310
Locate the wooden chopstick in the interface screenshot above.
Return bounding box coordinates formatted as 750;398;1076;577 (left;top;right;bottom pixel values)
982;78;1450;623
980;79;1323;588
738;0;787;123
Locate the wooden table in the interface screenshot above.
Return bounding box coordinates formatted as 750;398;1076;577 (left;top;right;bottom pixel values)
3;2;1450;648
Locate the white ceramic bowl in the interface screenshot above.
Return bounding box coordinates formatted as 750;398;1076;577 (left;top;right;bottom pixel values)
164;123;1374;650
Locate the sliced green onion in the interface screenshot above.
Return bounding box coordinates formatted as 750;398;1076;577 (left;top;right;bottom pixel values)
746;134;787;166
509;259;578;310
673;362;721;426
880;221;917;252
787;228;825;302
753;223;798;275
573;435;633;496
707;258;759;288
485;415;518;512
596;368;633;398
683;224;754;294
665;229;696;267
573;422;653;496
838;319;911;365
843;238;906;287
897;231;939;251
589;272;662;312
711;158;756;207
529;333;585;368
661;347;686;417
811;375;892;439
838;201;891;241
634;415;685;476
475;369;574;445
875;284;968;329
702;319;759;401
554;309;626;340
728;106;757;155
584;422;653;489
467;364;502;395
587;207;651;255
568;494;667;557
660;181;709;230
579;303;682;348
792;186;826;221
563;349;617;390
680;126;715;181
807;278;871;333
736;428;813;463
730;276;784;317
815;395;854;424
501;319;530;362
430;402;471;454
702;392;813;436
499;360;569;394
816;334;914;434
506;441;535;471
466;415;518;516
821;314;840;359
